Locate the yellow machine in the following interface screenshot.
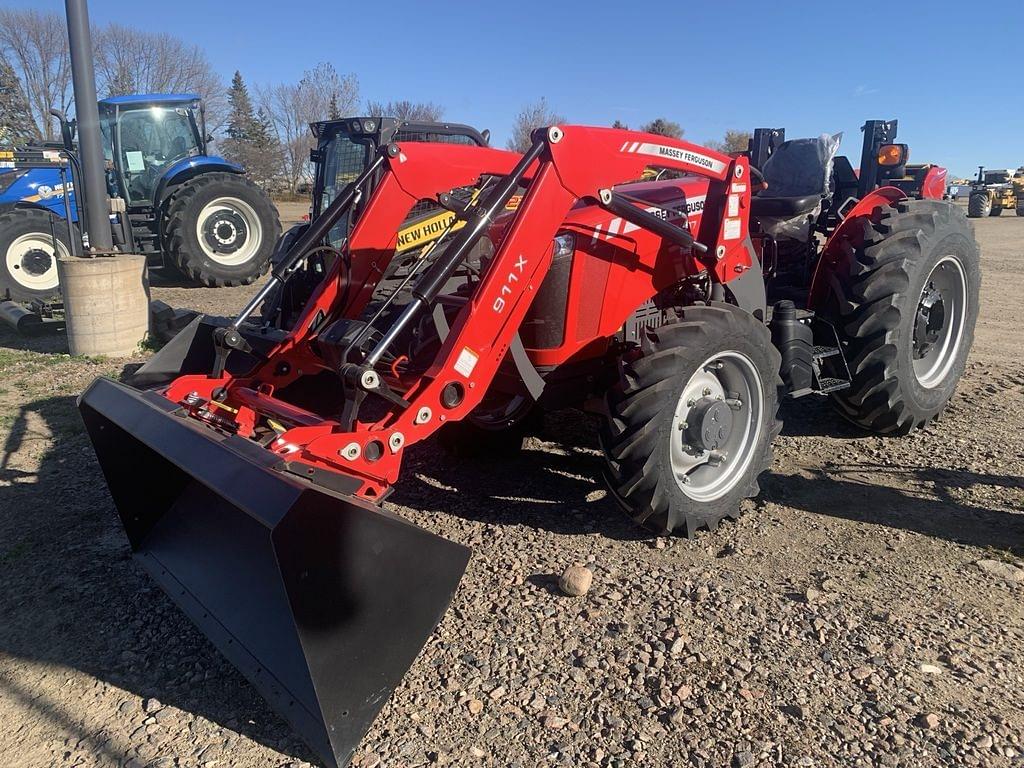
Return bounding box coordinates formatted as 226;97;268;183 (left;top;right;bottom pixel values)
967;167;1024;217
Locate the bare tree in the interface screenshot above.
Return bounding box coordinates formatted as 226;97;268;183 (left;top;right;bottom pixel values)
507;98;564;153
0;9;71;141
94;24;225;131
365;100;444;122
705;130;752;154
259;63;358;193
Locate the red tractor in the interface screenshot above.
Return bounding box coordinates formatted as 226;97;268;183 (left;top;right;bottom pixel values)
80;120;978;767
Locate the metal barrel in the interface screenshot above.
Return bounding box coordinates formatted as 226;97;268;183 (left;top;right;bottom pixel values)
78;377;470;768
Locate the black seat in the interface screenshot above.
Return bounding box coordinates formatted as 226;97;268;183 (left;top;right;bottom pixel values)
752;136;836;220
750;194;823;218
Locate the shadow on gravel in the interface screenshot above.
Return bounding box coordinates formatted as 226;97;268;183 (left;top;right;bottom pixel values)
397;410;649;542
778;395;862;439
0;394;316;766
0;325;70;355
763;464;1024;554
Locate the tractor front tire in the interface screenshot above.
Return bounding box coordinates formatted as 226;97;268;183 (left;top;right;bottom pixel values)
0;208;77;302
601;304;782;537
990;205;1003;217
967;193;990;218
164;173;280;287
829;199;979;434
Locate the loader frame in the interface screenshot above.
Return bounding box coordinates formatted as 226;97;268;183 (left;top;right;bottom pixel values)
159;127;749;500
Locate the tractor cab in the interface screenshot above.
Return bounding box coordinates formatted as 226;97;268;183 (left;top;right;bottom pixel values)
309;117;488;248
97;94;207;207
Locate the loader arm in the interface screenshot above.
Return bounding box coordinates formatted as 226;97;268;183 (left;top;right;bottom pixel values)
166;126;750;499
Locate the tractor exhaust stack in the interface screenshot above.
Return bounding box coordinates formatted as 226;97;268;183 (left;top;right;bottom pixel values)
79;377;470;768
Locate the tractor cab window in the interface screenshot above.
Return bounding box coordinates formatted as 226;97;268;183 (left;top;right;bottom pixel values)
318;132;371;247
117;106;201;204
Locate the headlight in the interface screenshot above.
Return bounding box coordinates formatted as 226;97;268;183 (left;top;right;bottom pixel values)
553;232;575;258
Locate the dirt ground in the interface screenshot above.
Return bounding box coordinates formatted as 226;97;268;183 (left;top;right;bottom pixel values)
0;207;1021;768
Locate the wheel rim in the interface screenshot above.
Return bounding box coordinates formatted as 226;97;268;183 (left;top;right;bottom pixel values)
912;255;968;389
669;351;764;502
5;232;67;292
195;197;263;266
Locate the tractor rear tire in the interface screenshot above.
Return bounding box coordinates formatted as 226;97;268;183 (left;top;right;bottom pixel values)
0;208;77;302
1017;206;1024;217
164;173;280;287
967;193;990;218
829;199;979;435
601;304;783;537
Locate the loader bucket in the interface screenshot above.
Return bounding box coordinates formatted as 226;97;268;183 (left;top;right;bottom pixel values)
78;377;470;768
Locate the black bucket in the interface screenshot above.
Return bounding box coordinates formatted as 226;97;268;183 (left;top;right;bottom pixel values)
79;377;470;768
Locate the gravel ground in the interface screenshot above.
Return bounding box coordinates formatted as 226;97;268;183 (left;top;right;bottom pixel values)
0;207;1021;768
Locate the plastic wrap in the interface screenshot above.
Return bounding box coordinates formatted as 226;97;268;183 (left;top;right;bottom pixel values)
759;133;842;241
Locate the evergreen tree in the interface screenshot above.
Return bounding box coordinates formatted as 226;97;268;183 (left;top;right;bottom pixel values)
221;71;282;189
107;65;136;97
640;118;683;139
611;120;628;130
328;92;341;120
225;70;258;142
0;55;37;147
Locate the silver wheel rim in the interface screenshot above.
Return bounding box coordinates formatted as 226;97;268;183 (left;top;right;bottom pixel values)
912;255;968;389
5;232;67;292
670;351;764;502
196;196;263;266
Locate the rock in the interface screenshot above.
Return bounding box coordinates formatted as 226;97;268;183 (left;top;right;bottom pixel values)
541;714;569;729
469;746;487;759
466;699;484;715
558;565;593;597
805;587;822;602
976;559;1024;584
675;684;692;700
920;663;943;675
851;666;872;681
670;637;687;656
975;735;994;749
732;750;755;767
916;713;940;729
488;685;506;700
143;698;162;714
669;708;687;727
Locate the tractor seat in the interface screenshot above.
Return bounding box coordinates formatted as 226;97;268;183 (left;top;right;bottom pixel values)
749;194;824;218
751;135;840;219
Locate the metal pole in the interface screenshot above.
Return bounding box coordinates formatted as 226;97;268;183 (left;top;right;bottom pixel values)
64;0;112;252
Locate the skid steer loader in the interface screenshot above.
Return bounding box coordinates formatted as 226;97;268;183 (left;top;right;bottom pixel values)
80;122;979;767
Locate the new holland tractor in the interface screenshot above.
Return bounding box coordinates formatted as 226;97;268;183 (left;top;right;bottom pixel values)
0;93;279;301
81;119;978;767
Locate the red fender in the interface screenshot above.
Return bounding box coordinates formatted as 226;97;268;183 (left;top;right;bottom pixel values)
807;186;907;310
919;165;947;200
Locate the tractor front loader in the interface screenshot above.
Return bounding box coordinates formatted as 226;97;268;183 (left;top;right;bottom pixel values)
80;123;979;767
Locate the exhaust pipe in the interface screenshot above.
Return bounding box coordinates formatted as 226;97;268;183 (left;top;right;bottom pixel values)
79;377;470;767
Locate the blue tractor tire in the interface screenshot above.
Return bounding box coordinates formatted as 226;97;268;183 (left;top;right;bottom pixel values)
163;172;280;287
0;207;79;301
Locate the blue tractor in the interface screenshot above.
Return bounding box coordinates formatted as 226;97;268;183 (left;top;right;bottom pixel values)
0;94;280;301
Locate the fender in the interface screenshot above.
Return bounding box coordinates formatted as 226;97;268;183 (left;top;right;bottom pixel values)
919;166;947;200
0;167;77;221
152;155;244;210
807;186;907;310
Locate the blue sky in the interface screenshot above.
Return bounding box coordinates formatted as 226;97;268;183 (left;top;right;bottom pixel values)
10;0;1024;178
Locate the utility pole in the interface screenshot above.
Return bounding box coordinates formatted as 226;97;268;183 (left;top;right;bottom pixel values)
58;0;148;356
64;0;112;251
